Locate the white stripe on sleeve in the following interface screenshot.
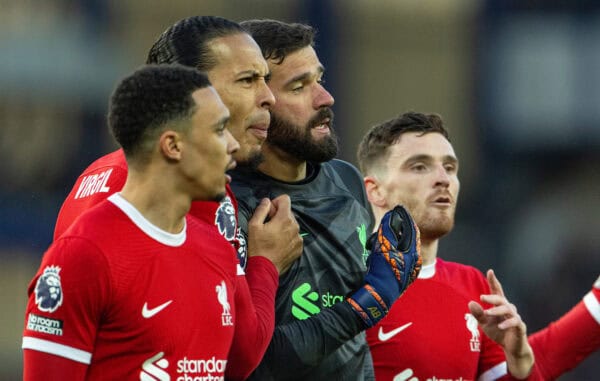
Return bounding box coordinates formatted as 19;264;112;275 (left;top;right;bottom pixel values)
583;291;600;325
22;336;92;364
478;362;507;381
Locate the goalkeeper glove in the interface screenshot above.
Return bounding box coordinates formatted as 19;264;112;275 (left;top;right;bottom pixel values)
347;205;422;327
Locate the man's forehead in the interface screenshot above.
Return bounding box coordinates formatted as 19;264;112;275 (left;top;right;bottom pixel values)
208;34;269;74
269;46;322;79
390;132;455;158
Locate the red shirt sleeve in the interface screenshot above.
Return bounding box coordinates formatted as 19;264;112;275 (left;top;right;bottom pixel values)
527;285;600;380
22;237;111;375
23;349;87;381
225;256;278;380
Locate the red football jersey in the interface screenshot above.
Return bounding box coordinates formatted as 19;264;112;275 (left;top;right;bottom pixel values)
367;259;514;381
23;194;238;379
54;149;242;248
53;150;128;241
50;148;277;380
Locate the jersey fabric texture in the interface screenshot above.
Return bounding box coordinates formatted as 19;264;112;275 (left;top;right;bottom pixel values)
23;194;238;380
230;160;375;381
368;258;515;381
48;148;278;380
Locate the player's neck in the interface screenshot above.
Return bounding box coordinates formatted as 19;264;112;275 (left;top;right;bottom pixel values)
120;170;188;234
258;143;307;182
419;238;439;266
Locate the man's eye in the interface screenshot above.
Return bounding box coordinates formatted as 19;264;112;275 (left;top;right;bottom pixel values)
445;164;457;173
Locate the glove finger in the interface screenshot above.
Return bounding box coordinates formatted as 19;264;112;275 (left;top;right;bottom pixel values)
389;205;415;253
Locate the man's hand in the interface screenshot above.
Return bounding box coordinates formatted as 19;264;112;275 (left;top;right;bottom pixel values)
247;195;303;274
347;205;422;327
468;270;534;379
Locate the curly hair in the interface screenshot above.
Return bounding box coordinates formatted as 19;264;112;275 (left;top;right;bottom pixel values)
357;112;450;176
108;64;211;163
146;16;246;72
240;19;315;64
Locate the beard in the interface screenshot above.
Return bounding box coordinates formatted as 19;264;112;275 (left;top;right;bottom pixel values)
266;107;338;163
242;150;264;170
419;215;454;240
401;198;455;240
416;209;455;240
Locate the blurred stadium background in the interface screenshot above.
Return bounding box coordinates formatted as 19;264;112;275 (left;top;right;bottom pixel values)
1;0;598;379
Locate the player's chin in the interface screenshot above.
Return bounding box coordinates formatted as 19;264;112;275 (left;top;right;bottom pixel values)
233;148;263;169
211;190;227;203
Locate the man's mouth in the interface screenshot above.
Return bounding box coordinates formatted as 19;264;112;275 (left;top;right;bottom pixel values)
431;194;452;206
311;118;331;136
248;123;268;139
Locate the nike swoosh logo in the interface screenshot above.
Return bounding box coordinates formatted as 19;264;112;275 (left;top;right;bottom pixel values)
378;322;412;341
142;300;173;318
300;232;309;238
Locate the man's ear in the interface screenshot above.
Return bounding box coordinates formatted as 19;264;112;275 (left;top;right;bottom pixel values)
159;130;183;161
364;175;387;208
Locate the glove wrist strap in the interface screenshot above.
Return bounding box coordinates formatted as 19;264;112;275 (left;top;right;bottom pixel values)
347;284;389;328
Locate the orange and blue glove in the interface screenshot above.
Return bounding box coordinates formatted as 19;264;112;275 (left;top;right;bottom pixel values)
347;205;422;327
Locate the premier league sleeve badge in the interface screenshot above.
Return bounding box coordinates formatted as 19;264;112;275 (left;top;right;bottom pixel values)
34;265;64;313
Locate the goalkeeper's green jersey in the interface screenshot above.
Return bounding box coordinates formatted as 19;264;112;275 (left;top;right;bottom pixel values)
231;159;374;381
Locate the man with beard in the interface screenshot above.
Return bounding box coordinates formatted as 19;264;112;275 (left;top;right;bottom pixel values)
357;111;600;380
50;16;303;380
230;20;422;380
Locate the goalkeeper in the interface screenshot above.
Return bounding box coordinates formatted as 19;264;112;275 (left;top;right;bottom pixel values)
230;18;421;381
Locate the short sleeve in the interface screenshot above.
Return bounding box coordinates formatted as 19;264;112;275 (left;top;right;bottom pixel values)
22;237;111;364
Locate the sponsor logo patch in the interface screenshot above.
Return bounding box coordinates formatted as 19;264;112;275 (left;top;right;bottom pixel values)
141;352;170;381
290;283;346;320
140;352;228;380
27;313;63;336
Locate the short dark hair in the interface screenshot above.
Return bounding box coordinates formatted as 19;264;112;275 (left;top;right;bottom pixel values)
146;16;246;71
241;19;315;64
357;112;450;176
108;64;211;162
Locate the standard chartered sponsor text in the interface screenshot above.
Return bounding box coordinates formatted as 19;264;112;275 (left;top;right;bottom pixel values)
176;356;227;381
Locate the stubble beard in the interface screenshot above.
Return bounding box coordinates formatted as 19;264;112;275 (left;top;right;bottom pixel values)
417;209;455;241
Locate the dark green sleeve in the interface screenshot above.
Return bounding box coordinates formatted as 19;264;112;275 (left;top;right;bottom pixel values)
249;301;368;380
